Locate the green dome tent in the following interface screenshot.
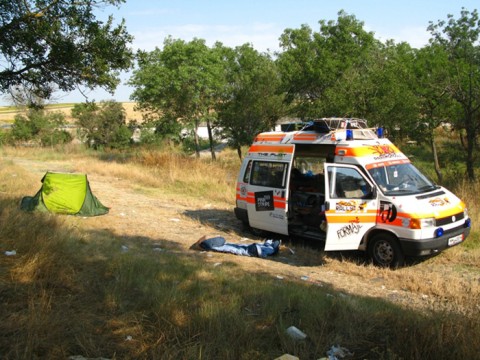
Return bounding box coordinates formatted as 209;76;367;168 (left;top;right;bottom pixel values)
21;172;109;216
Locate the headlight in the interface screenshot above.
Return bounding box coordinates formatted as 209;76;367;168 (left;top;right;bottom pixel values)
410;217;436;229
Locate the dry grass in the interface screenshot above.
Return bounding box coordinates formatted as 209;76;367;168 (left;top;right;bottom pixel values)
1;145;480;359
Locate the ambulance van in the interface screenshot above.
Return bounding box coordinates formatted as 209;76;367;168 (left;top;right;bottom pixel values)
234;118;471;267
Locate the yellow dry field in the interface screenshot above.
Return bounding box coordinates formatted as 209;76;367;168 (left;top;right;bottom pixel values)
0;102;144;124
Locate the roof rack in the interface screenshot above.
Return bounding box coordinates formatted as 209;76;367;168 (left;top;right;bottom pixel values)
301;118;368;133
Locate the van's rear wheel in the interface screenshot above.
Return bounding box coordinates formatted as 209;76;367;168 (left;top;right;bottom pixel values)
250;226;267;237
368;233;405;268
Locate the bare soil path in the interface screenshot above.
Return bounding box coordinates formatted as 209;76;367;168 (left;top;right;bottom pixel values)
11;156;480;317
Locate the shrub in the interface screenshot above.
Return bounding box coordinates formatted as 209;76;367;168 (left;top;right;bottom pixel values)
10;109;72;146
72;100;132;150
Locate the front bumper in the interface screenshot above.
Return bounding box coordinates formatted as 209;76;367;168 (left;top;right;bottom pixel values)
399;224;471;257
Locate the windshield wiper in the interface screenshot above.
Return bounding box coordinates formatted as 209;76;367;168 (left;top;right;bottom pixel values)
418;185;437;192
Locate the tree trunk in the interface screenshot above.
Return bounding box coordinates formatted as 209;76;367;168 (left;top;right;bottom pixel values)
237;145;242;160
464;113;476;181
466;129;475;181
431;132;443;183
194;119;200;158
206;118;216;161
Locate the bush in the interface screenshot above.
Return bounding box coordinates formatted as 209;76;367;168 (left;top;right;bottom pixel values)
40;129;73;147
10;109;72;146
72;100;132;150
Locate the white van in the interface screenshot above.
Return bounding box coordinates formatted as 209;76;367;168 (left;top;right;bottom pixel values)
234;118;471;267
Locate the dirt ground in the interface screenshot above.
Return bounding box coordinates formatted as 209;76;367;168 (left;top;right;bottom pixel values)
11;156;479;317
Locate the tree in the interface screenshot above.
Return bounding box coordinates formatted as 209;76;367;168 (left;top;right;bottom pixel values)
0;0;133;104
277;11;378;118
359;41;419;138
410;44;459;182
428;8;480;180
218;44;285;159
11;109;72;146
129;38;226;159
72;100;131;149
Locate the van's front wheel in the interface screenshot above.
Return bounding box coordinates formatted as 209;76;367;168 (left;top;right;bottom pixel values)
368;233;405;268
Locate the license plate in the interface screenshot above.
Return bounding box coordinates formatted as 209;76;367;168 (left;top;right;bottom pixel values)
448;234;463;246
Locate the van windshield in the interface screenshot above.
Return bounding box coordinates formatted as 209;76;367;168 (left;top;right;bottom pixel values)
368;162;438;195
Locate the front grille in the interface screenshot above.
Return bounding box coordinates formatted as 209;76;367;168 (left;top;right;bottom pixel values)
436;212;465;226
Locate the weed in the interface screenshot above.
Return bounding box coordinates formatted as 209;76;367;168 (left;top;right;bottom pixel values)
1;144;480;359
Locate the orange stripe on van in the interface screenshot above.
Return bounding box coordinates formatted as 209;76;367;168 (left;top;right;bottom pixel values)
293;133;318;141
248;144;294;154
254;133;286;142
273;195;286;209
376;214;408;227
365;159;410;169
236;193;247;201
325;212;377;223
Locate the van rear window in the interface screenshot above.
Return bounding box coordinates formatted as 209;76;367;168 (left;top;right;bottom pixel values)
250;161;288;188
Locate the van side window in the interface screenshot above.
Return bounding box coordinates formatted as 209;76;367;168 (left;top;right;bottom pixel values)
327;166;372;199
251;161;288;188
243;160;252;183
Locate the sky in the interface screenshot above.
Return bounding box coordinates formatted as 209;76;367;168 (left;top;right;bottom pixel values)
2;0;479;105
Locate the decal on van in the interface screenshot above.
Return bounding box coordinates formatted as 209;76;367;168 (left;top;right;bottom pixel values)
379;201;397;223
270;212;285;220
337;217;362;239
335;142;405;160
248;145;294;159
369;144;400;160
255;191;275;211
336;200;367;212
240;185;247;197
429;197;450;207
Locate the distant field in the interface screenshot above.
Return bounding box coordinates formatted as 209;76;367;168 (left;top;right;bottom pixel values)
0;102;144;124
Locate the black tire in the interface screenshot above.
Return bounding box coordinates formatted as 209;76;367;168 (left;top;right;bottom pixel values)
368;233;405;268
250;226;267;237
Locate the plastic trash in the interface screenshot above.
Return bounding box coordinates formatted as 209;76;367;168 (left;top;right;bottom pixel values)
5;250;16;256
274;354;299;360
326;345;353;359
286;326;307;340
